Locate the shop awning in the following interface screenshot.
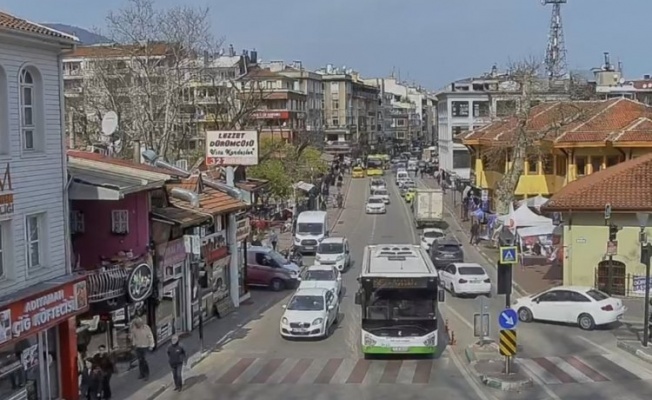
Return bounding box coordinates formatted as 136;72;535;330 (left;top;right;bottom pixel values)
293;181;316;193
68;165;167;201
151;206;212;228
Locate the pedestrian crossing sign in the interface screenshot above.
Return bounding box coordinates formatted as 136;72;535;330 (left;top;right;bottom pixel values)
499;246;518;264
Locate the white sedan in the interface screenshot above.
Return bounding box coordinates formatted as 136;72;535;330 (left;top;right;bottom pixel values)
372;188;390;204
280;288;339;338
365;196;386;214
299;265;342;296
440;263;491;296
420;228;446;251
513;286;626;330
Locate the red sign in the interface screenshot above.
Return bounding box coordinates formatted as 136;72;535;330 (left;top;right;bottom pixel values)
252;111;289;119
0;278;89;346
202;231;228;264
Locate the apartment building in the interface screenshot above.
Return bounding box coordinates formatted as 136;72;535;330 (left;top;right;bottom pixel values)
0;12;90;400
592;52;652;104
317;65;379;153
437;66;568;181
263;60;324;145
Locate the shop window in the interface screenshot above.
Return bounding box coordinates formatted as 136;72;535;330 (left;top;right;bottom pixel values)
111;209;129;234
25;213;45;269
575;156;587;176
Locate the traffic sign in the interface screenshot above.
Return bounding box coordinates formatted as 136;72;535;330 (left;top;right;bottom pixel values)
499;329;517;356
499;308;518;329
499;246;518;264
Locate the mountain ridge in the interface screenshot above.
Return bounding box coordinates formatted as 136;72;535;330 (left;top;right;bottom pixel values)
42;23;110;45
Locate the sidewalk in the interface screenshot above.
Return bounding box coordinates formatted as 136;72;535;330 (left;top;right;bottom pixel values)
116;176;352;400
420;177;560;295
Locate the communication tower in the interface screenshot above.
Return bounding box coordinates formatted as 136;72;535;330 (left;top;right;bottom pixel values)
542;0;568;80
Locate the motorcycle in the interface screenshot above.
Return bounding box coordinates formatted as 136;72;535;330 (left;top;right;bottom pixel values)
281;247;303;267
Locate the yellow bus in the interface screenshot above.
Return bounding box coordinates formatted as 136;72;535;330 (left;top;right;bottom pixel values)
366;155;385;176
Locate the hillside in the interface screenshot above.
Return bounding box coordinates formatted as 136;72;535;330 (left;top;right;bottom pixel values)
42;23;110;45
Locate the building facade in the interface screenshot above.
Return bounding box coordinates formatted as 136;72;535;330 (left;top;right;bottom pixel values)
0;13;90;400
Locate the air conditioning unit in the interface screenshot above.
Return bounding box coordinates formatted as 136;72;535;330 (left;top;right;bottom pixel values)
175;159;188;171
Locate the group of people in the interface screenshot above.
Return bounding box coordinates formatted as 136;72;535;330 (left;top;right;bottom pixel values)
79;317;188;399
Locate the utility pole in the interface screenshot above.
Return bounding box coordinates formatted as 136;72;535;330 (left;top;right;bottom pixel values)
637;212;652;347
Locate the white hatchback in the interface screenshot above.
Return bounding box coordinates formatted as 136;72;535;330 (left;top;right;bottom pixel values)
365;196;386;214
513;286;626;330
299;265;342;296
440;263;491;296
420;228;446;251
280;288;339;339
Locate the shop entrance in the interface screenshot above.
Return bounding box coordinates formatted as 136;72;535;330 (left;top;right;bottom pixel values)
596;260;626;296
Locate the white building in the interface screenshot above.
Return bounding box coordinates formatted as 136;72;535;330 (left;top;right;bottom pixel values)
0;13;77;293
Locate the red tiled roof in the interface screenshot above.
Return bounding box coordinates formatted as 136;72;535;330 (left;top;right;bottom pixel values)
67;150;178;175
542;152;652;212
463;98;652;147
168;176;247;215
244;67;285;80
0;11;77;42
66;43;171;58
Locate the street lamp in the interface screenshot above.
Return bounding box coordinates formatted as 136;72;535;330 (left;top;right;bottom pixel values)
636;212;651;347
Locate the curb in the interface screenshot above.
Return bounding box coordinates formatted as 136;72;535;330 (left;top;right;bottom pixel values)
480;374;533;391
617;340;652;364
464;347;477;363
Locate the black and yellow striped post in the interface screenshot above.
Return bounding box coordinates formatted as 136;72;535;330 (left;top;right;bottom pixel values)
499;329;517;374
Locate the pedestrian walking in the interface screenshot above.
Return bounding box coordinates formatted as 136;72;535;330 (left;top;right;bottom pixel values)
270;229;279;251
129;317;154;381
167;335;187;391
470;220;480;245
79;359;103;400
92;345;115;399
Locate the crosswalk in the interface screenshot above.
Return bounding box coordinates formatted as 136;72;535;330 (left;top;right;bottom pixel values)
210;357;441;385
517;353;652;385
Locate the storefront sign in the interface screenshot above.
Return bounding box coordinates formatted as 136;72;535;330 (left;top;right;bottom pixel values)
236;217;251;241
157;238;187;267
127;264;154;302
0;163;14;216
202;230;228;264
206;130;259;166
0;280;89;345
252;111;289;119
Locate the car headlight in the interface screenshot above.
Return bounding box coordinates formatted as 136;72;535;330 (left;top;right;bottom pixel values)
290;271;298;278
336;255;344;261
294;238;300;244
281;317;288;325
363;334;377;346
315;255;322;262
424;334;436;346
312;318;323;326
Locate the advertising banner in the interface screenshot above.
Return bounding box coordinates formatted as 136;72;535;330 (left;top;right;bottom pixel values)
206;130;259;166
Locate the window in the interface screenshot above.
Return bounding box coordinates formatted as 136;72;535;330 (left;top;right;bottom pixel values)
451;101;469;117
332;99;339;109
111;209;129;234
331;118;339;127
496;100;516;117
606;156;621;167
472;101;490;117
20;69;36;151
25;214;44;269
452;126;469;137
575;156;587;176
0;66;7;155
330;82;339;94
542;155;554;174
527;156;539;174
555;155;567;175
452;149;471;169
590;156;603;173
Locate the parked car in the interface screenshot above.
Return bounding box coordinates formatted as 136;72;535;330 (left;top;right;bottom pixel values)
429;239;464;269
439;263;491;297
315;237;351;271
279;288;340;339
420;228;446;251
246;246;301;291
299;265;342;296
513;286;626;330
365;196;387;214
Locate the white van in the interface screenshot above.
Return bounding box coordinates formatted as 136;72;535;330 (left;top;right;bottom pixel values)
396;169;409;183
294;211;328;254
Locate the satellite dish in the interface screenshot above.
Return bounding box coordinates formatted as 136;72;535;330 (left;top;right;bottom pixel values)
619;77;625;84
101;111;118;136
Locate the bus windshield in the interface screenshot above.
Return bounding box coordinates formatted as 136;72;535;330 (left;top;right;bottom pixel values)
367;160;382;168
365;289;436;320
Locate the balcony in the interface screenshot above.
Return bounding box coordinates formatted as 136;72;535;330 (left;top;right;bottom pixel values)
63;69;84;79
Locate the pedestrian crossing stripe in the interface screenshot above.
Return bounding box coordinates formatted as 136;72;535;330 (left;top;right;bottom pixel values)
499;246;518;264
499;329;517;356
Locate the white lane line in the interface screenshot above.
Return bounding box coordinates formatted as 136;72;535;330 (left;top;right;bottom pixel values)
517;358;563;385
396;360;418;384
548;356;594;383
370;214;378;243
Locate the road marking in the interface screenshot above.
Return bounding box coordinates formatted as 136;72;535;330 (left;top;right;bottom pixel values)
392;178;418;244
370;214;378;243
600;353;652;380
445;348;497;400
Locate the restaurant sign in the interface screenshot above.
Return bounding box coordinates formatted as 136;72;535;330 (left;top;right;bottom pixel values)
0;280;89;345
236;217;251;242
0;163;14;216
202;230;228;264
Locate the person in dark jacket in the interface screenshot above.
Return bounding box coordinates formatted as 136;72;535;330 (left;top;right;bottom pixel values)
80;359;103;400
167;335;187;391
470;221;480;245
92;345;115;399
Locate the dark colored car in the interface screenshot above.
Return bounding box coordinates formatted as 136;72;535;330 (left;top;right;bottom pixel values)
246;246;301;291
429;239;464;269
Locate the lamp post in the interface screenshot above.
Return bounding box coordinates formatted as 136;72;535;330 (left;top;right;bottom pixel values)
636;212;651;347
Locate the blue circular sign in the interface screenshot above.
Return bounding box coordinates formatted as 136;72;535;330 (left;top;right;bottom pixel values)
499;308;518;329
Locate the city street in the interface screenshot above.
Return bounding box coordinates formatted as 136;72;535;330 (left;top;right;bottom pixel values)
416;177;652;400
154;177;488;400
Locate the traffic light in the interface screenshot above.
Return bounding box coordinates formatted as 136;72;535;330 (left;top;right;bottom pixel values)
609;223;619;241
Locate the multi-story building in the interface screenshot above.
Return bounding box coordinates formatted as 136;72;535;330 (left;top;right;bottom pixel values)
592;52;652;105
317;65;379;154
0;12;90;400
437;66;568;181
263;60;324;145
241;67;307;142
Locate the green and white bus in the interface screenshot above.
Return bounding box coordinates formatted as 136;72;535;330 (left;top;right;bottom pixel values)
355;244;442;356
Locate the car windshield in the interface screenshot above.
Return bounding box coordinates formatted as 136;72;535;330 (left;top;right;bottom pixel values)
368;198;384;204
366;289;436;320
287;295;324;311
268;251;289;266
458;266;485;275
374;189;388;196
318;243;343;254
424;231;444;238
586;289;610;301
305;270;336;281
297;222;323;234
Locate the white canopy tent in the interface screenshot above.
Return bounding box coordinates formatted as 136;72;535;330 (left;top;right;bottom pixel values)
498;203;552;228
518;195;549;210
517;222;554;237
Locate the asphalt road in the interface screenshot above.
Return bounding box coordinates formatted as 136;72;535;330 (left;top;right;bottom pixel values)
155;176;489;400
415;177;652;400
